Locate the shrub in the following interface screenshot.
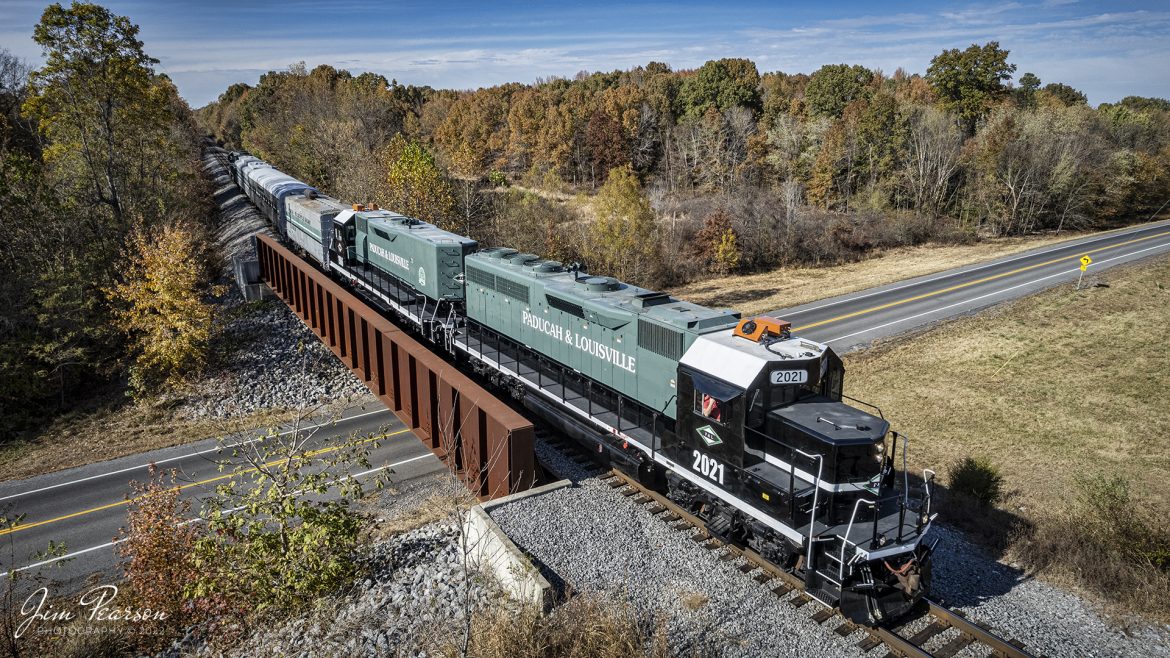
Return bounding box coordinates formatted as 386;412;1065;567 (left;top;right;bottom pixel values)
487;169;508;187
116;466;203;645
1014;473;1170;621
947;456;1004;507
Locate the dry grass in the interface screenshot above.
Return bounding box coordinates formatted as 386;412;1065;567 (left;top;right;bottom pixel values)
361;487;475;540
843;254;1170;619
452;594;678;658
0;399;301;482
670;231;1091;316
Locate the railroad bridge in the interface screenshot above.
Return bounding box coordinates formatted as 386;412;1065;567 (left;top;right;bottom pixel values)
254;233;536;499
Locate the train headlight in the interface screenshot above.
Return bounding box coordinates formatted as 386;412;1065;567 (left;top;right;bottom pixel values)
871;442;886;461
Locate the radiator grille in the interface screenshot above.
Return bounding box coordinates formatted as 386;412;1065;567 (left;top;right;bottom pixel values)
496;277;530;303
466;266;496;290
546;295;585;318
638;319;684;360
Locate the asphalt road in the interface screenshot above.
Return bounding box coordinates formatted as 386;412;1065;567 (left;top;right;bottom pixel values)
0;405;443;592
775;218;1170;351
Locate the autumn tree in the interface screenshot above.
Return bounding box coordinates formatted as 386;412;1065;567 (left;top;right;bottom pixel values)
926;41;1016;133
805;64;873;119
382;136;455;229
679;58;761;118
448;140;488;235
1039;82;1088;107
586;109;627;187
117;466;205;646
592;165;658;284
24;2;175;227
108;221;218;394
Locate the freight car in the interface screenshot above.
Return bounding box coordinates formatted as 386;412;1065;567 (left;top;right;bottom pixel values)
229;153;937;626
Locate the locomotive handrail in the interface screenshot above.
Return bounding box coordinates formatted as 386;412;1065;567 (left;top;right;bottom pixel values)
922;468;936;520
791;447;823;570
839;497;877;581
841;394;884;419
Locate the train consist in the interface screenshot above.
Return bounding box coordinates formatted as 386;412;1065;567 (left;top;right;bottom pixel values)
228;153;938;625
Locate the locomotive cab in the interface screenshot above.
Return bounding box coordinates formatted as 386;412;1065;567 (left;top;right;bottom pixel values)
668;316;933;625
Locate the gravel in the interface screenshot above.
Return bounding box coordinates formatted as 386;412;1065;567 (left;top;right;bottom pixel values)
929;524;1170;658
164;148;371;421
490;441;1170;658
489;469;870;658
166;519;503;658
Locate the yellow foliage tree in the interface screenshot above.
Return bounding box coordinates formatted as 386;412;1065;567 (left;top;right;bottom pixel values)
712;227;741;275
382;136;455;230
108;222;217;394
592;164;658;284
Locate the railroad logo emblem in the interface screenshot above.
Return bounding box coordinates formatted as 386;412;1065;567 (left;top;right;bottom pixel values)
418;266;426;286
696;425;722;447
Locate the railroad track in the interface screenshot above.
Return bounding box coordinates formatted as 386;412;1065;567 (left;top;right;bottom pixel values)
536;434;1038;658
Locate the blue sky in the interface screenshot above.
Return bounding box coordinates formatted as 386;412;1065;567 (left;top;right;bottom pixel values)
1;0;1168;107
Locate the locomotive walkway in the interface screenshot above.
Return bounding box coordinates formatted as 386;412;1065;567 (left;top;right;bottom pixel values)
775;218;1170;350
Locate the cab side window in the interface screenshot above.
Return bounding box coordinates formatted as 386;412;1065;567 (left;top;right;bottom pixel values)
694;390;725;423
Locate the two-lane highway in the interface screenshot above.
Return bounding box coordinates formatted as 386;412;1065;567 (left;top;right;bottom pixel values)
776;218;1170;350
0;404;442;592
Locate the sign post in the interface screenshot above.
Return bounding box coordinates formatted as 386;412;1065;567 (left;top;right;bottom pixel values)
1077;255;1092;289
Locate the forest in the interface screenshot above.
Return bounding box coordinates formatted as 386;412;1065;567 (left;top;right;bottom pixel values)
201;44;1170;288
3;0;1170;437
1;3;212;435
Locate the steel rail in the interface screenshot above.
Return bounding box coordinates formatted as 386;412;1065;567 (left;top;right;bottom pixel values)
593;465;1037;658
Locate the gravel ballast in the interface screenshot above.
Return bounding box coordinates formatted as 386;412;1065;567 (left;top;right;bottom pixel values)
490;444;1170;658
169;148;371;420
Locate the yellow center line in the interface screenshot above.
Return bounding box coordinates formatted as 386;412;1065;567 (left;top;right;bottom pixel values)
0;429;407;537
792;228;1170;332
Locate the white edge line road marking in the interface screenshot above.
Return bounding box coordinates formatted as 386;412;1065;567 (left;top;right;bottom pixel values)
0;454;432;579
782;220;1170;317
824;241;1170;344
0;408;393;503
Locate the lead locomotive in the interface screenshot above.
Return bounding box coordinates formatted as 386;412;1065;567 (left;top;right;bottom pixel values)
229;152;938;625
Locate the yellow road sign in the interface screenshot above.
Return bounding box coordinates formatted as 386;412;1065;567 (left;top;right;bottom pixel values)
1080;255;1092;267
1080;264;1088;272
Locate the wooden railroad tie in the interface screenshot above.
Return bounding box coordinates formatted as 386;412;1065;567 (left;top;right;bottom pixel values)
632;494;650;504
932;634;974;658
606;479;626;489
908;620;949;645
834;621;856;637
646;503;666;514
621;488;640;497
790;594;811;608
810;608;834;624
753;572;772;584
856;634;882;652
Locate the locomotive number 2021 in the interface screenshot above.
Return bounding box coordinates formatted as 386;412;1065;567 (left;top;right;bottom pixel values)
692;450;725;485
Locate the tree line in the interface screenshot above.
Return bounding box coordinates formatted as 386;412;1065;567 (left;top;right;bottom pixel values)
1;3;215;436
201;43;1170;287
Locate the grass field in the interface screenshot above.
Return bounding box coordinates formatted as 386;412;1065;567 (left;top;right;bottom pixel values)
670;232;1091;316
842;254;1170;619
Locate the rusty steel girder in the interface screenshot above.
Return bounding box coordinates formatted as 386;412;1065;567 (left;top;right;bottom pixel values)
255;234;536;499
